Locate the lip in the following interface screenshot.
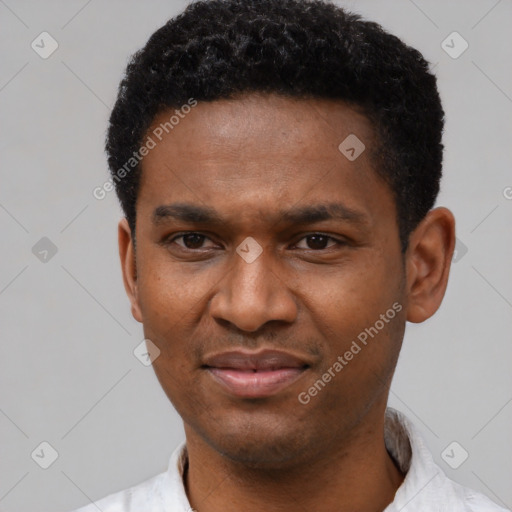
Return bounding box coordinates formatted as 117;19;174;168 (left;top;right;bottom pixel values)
203;349;310;398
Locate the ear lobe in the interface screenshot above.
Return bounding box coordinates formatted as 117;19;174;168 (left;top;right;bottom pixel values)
405;207;456;323
118;218;143;323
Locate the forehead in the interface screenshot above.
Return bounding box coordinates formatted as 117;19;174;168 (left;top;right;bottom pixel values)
136;94;395;231
143;93;376;166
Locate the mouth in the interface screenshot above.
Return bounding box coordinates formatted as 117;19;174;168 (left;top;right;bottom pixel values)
202;349;310;399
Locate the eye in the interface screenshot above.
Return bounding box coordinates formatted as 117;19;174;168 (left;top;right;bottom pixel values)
167;232;217;250
293;234;344;250
163;232;346;252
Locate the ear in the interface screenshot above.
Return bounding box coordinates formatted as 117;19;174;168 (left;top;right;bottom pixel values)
404;207;456;323
118;218;143;323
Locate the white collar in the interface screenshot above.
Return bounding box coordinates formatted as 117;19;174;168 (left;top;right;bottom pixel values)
160;407;507;511
79;407;507;511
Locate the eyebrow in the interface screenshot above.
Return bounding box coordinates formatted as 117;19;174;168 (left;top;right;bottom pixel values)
152;202;370;228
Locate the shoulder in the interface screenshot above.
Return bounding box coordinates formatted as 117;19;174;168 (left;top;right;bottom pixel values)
384;408;510;512
67;441;189;512
449;478;510;512
69;472;167;512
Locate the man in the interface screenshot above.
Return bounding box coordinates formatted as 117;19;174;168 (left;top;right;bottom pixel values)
74;0;508;510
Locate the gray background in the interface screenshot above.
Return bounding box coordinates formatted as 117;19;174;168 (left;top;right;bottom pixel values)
0;1;511;511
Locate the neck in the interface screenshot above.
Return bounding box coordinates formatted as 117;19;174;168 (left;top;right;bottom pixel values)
183;407;405;512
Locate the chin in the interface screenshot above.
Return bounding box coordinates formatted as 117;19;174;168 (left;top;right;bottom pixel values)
204;416;314;470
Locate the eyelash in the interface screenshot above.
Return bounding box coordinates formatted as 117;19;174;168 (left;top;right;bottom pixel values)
163;232;347;251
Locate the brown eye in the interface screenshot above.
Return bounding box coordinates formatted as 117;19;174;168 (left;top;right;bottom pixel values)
294;234;340;250
180;234;206;249
169;233;216;250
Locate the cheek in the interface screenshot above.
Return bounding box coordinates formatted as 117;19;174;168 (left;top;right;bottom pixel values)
135;270;191;363
134;252;232;372
136;254;216;328
304;254;404;377
309;259;397;324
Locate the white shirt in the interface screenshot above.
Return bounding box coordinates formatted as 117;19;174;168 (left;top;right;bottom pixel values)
71;408;509;511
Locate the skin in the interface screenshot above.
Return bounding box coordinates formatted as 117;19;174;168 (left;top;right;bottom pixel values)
118;93;455;512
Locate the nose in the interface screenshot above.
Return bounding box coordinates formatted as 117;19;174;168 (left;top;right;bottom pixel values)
209;247;298;332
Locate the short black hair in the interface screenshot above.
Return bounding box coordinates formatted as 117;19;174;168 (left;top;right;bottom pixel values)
106;0;444;252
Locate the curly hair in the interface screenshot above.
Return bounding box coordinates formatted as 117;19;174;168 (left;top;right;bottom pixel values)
106;0;444;252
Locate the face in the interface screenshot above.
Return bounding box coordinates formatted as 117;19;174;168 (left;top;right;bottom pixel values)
121;93;410;469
